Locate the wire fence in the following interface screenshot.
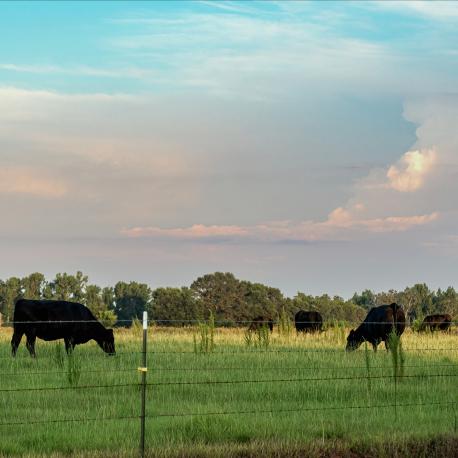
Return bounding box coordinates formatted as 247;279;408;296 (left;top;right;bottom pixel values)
1;373;458;393
1;314;457;457
4;318;458;325
1;400;457;428
0;401;456;427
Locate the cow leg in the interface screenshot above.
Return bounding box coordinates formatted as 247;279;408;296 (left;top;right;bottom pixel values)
371;340;378;352
25;333;37;358
11;330;24;357
64;338;75;355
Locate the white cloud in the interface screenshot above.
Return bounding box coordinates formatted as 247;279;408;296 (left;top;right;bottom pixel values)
373;1;458;20
107;11;396;99
0;63;156;79
386;149;436;192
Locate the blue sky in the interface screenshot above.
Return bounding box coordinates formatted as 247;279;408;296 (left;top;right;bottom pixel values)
1;1;458;297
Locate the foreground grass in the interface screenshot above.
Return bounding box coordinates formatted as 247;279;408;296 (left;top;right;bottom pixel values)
0;326;457;456
7;436;458;458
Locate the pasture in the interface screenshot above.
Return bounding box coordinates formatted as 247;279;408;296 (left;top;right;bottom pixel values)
0;325;457;457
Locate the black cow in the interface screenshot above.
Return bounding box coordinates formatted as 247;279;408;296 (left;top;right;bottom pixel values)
419;314;452;332
11;299;115;357
295;310;323;333
346;303;405;352
248;316;274;332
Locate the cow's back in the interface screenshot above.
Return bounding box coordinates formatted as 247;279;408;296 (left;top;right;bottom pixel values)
422;314;452;331
14;299;95;323
361;303;405;338
295;310;323;331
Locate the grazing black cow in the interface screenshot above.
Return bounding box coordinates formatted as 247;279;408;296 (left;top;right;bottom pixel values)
419;314;452;332
346;303;405;352
295;310;323;333
248;316;274;332
11;299;115;357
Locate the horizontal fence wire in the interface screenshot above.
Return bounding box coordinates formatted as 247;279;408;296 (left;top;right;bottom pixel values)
128;363;458;372
0;368;139;377
0;347;457;360
150;319;458;326
0;414;139;427
151;400;458;419
4;318;458;325
147;373;458;387
1;373;457;393
0;363;456;377
145;348;458;355
1;363;457;378
0;401;455;427
0;382;136;393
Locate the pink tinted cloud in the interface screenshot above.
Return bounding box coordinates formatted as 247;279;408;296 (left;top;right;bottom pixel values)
122;224;249;239
122;211;439;242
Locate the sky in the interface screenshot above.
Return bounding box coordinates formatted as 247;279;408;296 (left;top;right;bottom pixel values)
1;1;458;298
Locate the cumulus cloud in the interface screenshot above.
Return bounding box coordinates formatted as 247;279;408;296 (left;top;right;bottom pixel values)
386;149;436;192
0;167;67;198
322;96;458;245
120;95;456;245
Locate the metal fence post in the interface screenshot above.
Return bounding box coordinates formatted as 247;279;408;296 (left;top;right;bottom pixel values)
139;311;148;458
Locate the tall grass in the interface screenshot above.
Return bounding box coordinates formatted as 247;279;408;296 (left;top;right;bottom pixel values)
364;342;372;404
53;342;65;369
66;349;81;386
278;308;293;339
193;312;215;353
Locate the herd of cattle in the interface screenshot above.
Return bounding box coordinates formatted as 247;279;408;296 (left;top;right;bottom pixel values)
8;299;455;357
253;304;453;351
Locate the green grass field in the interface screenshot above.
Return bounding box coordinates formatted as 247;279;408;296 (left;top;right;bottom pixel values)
0;326;457;457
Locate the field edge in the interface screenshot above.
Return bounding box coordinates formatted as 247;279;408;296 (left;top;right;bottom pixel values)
4;435;458;458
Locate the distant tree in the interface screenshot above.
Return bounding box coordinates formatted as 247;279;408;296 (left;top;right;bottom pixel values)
242;281;284;322
21;272;46;299
45;271;88;301
292;292;315;313
102;286;115;311
1;271;456;327
376;289;400;306
83;284;117;325
351;289;376;310
433;287;458;317
85;284;106;315
0;277;22;323
151;287;202;325
398;287;419;322
191;272;242;321
399;283;433;321
113;281;152;324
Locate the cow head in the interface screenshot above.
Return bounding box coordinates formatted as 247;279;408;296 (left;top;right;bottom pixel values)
346;329;362;351
100;329;116;355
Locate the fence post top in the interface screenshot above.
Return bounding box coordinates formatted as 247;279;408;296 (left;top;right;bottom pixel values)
143;311;148;330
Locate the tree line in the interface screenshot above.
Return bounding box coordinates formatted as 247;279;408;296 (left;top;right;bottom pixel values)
0;271;457;326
